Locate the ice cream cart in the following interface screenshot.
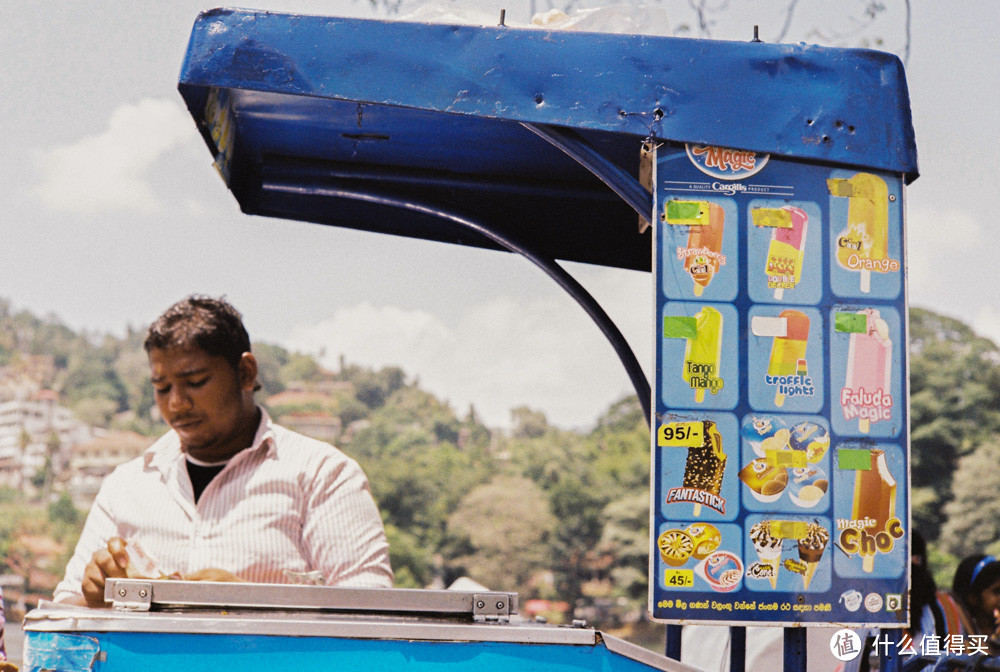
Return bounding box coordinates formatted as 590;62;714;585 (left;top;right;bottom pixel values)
24;7;920;671
23;581;695;672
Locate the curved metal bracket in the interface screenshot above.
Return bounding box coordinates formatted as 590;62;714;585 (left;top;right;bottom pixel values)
520;122;653;225
261;179;652;425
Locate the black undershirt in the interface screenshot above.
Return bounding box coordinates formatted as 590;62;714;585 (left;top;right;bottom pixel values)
186;460;226;503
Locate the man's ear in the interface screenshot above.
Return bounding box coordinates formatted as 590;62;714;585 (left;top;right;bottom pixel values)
239;352;259;392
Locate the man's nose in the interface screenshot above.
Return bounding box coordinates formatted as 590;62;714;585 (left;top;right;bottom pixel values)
168;385;192;412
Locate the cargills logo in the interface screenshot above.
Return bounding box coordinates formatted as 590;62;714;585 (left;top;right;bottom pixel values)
686;144;770;181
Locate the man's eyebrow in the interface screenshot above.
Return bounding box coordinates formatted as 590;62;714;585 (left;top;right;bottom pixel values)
151;367;210;383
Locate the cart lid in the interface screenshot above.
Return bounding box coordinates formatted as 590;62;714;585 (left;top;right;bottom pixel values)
178;7;918;271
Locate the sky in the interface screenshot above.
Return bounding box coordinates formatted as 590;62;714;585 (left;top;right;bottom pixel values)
3;0;998;430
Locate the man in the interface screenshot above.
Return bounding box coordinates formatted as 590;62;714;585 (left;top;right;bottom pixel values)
54;296;393;607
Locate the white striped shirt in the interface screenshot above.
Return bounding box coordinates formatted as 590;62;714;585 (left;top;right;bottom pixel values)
54;409;392;602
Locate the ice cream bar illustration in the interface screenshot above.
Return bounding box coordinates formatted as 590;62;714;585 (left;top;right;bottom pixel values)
677;202;725;296
768;310;810;407
798;523;829;589
750;521;782;588
682;420;725;516
684;307;723;403
851;449;896;572
844;309;892;433
829;173;889;293
755;206;808;300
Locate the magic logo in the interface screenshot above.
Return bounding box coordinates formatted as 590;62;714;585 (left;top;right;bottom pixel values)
686;144;770;180
691;146;755;170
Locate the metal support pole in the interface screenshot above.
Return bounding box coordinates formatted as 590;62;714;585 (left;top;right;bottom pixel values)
784;627;807;672
730;626;746;672
879;629;903;672
666;624;682;660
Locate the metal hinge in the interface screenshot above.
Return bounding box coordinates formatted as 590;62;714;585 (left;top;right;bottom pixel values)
108;580;153;611
472;593;512;623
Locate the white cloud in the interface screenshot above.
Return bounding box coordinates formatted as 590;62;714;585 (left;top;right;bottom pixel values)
286;303;455;376
285;267;653;430
36;98;193;214
906;204;982;297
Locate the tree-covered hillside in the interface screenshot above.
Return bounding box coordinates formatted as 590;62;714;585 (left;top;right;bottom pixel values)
1;299;999;629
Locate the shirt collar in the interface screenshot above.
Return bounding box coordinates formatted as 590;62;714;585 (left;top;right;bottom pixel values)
144;405;276;472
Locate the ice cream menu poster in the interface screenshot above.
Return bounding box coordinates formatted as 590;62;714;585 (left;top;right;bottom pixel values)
649;143;909;627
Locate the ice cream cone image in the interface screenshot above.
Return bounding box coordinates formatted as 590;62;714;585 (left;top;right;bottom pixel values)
798;523;829;589
750;521;782;589
763;557;780;588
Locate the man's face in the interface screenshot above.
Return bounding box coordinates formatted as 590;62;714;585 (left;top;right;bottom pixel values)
149;346;257;462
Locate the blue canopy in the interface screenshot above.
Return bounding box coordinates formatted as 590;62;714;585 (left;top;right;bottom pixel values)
178;7;918;272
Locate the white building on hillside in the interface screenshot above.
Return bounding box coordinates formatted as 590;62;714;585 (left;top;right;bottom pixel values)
0;392;94;491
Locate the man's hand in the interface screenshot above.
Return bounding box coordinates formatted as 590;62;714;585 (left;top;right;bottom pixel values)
183;568;241;582
81;537;130;608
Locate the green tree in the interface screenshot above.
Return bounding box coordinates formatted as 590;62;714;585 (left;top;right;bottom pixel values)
511;406;548;439
253;342;290;398
113;333;157;421
908;308;1000;539
600;491;651;600
48;492;81;527
281;352;324;384
940;438;1000;557
447;475;556;594
352;366;407;409
60;340;128;412
547;473;608;605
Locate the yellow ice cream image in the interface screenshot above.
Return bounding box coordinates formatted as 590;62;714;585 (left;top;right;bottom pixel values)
683;307;723;403
829;172;898;293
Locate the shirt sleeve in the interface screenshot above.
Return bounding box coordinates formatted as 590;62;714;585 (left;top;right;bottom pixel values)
302;454;393;588
52;475;123;603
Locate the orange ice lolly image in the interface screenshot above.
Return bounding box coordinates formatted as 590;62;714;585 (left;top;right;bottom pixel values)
665;200;726;296
844;309;892;433
683;306;723;403
682;420;725;517
683;203;725;296
851;449;896;572
755;206;808;300
828;173;889;293
768;310;809;407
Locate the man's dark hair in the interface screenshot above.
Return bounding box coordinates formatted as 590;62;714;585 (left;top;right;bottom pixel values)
144;295;251;369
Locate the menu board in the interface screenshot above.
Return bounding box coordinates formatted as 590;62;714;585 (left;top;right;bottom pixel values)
650;143;909;627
